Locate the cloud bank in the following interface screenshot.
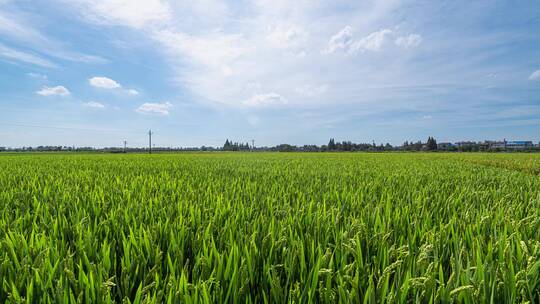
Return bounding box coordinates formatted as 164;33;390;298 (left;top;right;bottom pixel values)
61;0;429;109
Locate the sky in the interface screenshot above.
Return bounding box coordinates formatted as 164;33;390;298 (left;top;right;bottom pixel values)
0;0;539;148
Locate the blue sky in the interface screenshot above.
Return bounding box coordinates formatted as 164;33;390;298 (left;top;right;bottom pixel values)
0;0;539;147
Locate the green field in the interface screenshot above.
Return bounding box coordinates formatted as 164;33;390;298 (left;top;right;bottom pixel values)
0;153;539;303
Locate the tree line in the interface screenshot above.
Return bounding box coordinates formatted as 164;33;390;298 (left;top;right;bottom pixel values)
2;137;539;153
221;138;428;152
221;137;538;152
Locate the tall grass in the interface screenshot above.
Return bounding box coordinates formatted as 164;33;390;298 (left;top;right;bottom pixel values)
0;153;539;303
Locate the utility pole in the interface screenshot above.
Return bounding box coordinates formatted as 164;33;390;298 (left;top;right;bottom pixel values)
148;130;153;154
123;140;127;153
251;139;255;151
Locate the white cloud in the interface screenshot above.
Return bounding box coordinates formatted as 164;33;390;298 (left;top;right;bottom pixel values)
325;27;392;54
152;29;254;91
62;1;440;109
136;102;172;115
324;26;354;54
154;30;251;70
127;89;139;95
83;101;105;108
0;43;56;67
395;34;422;48
529;70;540;80
68;0;171;29
36;85;70;96
63;1;407;108
243;93;287;107
89;76;121;89
422;115;433;119
350;29;392;53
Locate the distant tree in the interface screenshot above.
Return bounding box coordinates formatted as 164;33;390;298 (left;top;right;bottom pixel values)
277;144;294;152
413;141;423;151
328;138;336;150
426;137;438;151
403;141;409;150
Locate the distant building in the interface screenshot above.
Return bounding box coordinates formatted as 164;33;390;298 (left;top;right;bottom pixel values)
506;141;534;149
455;141;476;147
437;142;454;149
488;140;534;149
489;141;507;149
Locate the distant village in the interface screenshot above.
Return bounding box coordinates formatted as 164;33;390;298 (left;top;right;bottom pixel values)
1;138;539;153
435;140;538;151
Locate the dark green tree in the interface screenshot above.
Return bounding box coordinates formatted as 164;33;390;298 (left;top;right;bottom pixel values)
427;137;438;151
223;139;231;151
328;138;336;150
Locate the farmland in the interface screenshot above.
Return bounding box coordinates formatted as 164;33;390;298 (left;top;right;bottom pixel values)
0;153;539;303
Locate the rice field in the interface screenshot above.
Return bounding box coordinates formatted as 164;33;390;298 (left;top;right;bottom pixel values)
0;152;539;303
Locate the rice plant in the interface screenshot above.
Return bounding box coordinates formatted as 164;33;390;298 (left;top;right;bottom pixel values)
0;152;539;303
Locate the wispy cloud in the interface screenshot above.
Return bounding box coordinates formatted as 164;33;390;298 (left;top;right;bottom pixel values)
0;11;50;46
395;34;422;49
243;93;287;107
0;43;56;67
349;29;393;53
325;27;398;54
36;85;70;96
67;0;172;29
27;72;48;80
324;26;354;54
0;9;105;64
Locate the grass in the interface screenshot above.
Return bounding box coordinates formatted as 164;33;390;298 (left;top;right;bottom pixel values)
0;152;539;303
